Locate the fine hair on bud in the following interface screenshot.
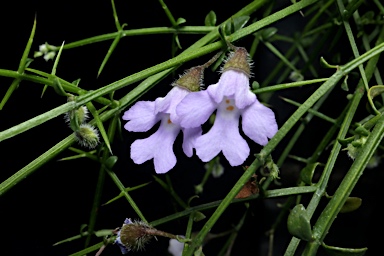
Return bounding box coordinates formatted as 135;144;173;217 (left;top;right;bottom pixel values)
221;47;254;77
119;220;156;251
75;124;100;149
64;106;89;125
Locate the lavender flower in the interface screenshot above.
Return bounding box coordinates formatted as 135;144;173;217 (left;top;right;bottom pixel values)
177;48;278;166
122;67;204;174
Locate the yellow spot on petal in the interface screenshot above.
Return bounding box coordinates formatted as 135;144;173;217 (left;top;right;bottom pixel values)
167;118;172;124
225;99;230;104
226;105;234;111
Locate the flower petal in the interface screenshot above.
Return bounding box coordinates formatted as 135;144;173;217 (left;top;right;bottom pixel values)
155;86;189;124
130;115;181;174
182;126;202;157
207;70;255;109
168;239;184;256
122;101;160;132
177;90;216;128
241;100;278;146
195;100;249;166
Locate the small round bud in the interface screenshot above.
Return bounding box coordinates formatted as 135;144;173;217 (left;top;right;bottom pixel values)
75;124;100;149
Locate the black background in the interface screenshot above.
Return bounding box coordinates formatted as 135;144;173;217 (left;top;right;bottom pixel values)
1;0;383;255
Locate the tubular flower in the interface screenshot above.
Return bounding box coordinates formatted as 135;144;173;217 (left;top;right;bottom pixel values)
177;48;278;166
122;66;204;174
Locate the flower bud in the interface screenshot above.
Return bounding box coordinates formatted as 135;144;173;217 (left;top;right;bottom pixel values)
222;47;251;76
172;66;204;92
75;124;100;149
115;218;155;253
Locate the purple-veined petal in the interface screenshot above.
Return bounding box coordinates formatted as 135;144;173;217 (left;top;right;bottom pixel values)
123;101;160;132
155;86;189;124
241;99;278;146
207;70;255;109
177;90;216;128
130;115;181;174
182;126;202;157
195;98;249;166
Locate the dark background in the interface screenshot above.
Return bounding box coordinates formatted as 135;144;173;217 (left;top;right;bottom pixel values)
1;0;383;255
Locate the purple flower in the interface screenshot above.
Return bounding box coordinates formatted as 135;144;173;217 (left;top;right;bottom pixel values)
177;48;278;166
122;67;205;174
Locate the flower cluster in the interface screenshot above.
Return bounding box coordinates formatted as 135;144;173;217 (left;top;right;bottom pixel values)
122;47;278;174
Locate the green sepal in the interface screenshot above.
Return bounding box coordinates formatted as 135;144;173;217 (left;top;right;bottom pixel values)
287;204;313;241
300;162;322;185
322;242;367;256
204;11;216;26
105;156;118;170
340;197;362;213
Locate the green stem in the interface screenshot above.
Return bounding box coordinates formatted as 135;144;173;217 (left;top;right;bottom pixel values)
158;0;177;27
60;27;214;50
284;24;384;256
337;0;378;114
150;186;317;227
304;114;384;255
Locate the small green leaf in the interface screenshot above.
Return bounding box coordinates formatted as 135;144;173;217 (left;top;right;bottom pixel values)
320;56;338;69
340;197;362;213
105;156;118;169
0;18;36;110
341;75;349;91
193;211;206;222
176;17;186;25
300;163;321;185
322;242;367;256
42;41;65;97
338;136;355;146
103;181;151;205
98;35;121;77
175;34;182;49
260;27;278;41
287;204;313;241
86;102;112;154
72;79;81;87
52;77;68;96
368;85;384;101
204;11;216;26
232;16;250;31
224;16;250;35
354;125;370;136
